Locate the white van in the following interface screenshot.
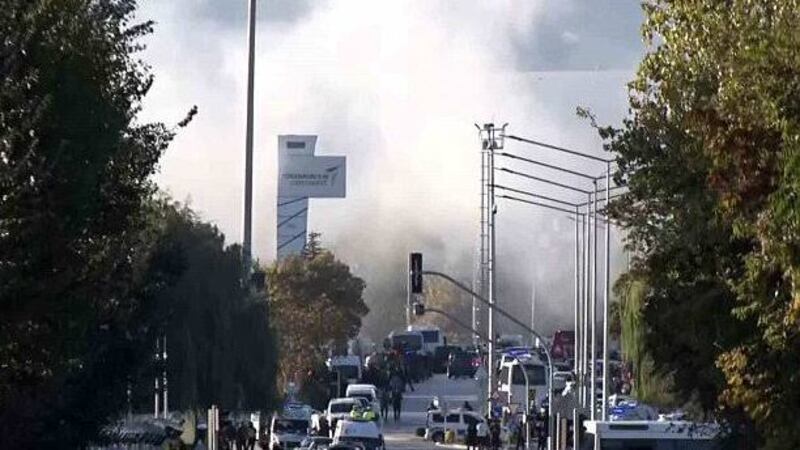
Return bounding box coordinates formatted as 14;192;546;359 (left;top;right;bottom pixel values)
333;420;385;450
580;420;720;449
269;403;312;450
407;325;444;354
345;384;380;418
498;356;549;411
423;409;487;443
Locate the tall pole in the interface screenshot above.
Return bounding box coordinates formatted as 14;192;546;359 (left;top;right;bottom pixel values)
589;181;597;420
242;0;256;271
602;165;611;420
582;195;590;408
406;256;412;328
162;334;168;418
573;208;580;399
530;276;536;346
487;124;497;406
154;338;160;418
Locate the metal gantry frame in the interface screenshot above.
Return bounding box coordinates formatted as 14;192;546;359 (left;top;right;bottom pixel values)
492;131;620;422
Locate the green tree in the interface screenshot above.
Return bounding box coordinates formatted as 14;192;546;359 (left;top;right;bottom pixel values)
150;202;277;412
416;277;473;341
267;234;368;405
0;1;193;447
598;0;800;446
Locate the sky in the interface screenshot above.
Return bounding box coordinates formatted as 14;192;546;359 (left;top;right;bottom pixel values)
137;0;645;339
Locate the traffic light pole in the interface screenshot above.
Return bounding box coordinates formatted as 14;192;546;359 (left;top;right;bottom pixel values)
420;269;553;450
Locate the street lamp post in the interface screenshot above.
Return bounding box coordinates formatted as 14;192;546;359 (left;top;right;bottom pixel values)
242;0;256;270
602;164;611;420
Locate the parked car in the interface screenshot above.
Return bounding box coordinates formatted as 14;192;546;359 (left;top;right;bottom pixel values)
447;350;478;379
432;345;459;374
423;409;486;443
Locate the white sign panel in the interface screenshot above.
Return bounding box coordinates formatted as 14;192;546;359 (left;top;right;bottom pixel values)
278;155;346;198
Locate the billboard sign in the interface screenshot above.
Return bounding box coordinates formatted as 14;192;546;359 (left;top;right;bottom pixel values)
278;155;346;198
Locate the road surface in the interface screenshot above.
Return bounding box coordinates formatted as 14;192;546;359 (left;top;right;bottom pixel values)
382;373;480;450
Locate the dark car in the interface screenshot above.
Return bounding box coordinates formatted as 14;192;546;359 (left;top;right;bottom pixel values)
447;350;478;378
432;345;459;373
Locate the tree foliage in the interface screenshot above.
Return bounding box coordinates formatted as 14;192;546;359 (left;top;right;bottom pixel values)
600;0;800;446
0;0;194;447
416;277;473;341
150;202;278;412
267;235;368;401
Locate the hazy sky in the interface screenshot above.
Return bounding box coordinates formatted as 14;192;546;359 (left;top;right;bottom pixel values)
137;0;644;336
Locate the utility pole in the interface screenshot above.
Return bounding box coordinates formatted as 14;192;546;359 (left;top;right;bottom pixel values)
478;123;506;408
487;124;497;407
530;277;536;346
590;180;598;420
573;206;580;404
162;334;168;418
602;164;611;420
154;338;160;418
242;0;257;271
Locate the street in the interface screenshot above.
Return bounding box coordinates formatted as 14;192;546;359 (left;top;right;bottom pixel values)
381;374;480;450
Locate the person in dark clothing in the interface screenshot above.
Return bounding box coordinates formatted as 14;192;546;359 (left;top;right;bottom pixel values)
236;422;248;450
466;421;478;450
514;421;525;450
534;410;548;450
402;365;415;392
380;388;391;420
392;389;403;422
490;420;501;450
246;422;257;450
463;401;473;411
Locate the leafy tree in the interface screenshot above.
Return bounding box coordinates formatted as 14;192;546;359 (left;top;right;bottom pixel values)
148;202;278;412
598;0;800;446
267;234;368;404
416;277;473;341
0;1;193;447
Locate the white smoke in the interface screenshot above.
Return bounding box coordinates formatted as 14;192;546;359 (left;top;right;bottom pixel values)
140;0;636;340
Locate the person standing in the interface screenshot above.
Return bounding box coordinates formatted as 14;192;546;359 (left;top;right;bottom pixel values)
466;420;478;450
476;419;489;450
490;420;501;450
245;422;257;450
514;419;525;450
535;409;548;450
392;389;403;422
380;388;390;420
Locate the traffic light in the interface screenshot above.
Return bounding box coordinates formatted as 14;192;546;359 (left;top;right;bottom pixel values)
413;302;425;316
409;252;423;294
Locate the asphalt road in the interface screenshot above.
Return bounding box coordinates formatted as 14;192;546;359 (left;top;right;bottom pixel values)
381;373;480;450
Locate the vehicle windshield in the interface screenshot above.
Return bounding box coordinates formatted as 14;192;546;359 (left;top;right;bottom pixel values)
330;403;355;414
303;437;333;446
391;334;422;351
421;330;439;343
349;393;374;402
511;364;547;385
332;365;359;379
273;419;308;434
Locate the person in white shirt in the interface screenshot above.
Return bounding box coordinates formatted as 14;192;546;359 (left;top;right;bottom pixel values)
476;420;489;450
